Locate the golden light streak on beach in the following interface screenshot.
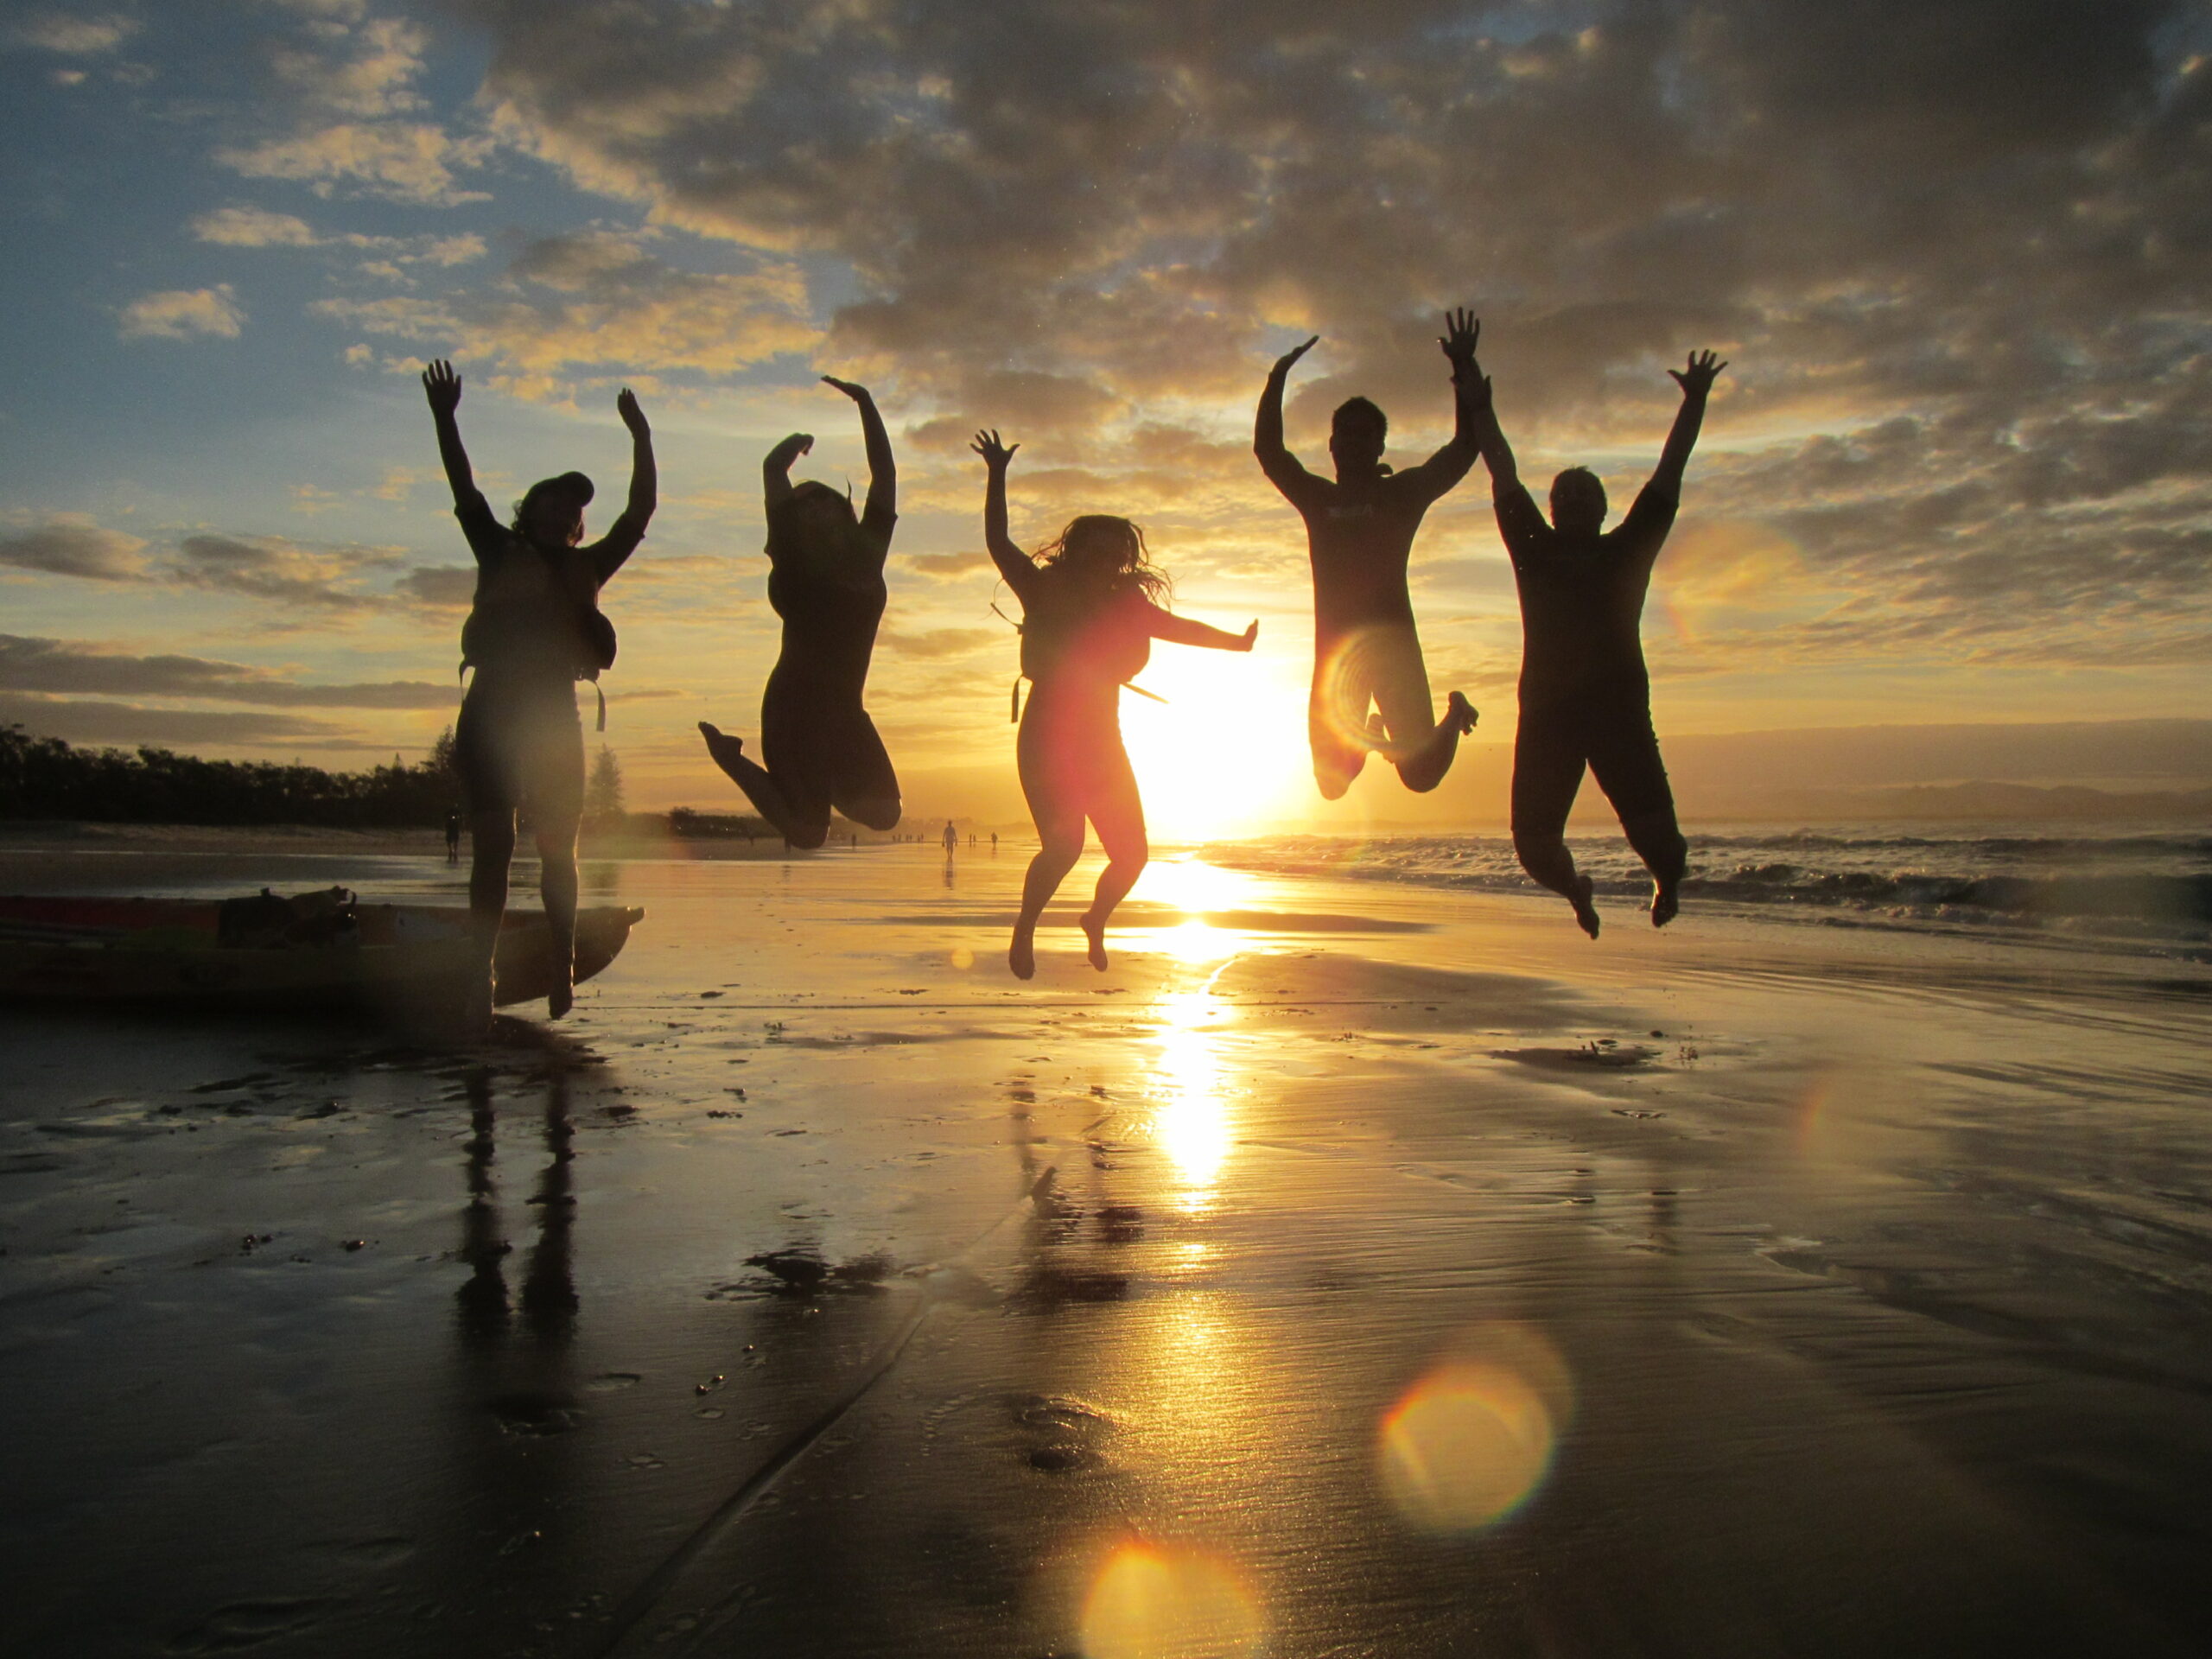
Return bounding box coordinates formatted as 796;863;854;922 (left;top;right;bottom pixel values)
1136;858;1255;917
1151;982;1233;1208
1378;1326;1576;1532
1079;1541;1265;1659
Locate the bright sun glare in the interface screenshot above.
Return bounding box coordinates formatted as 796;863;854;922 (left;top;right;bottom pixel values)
1118;639;1313;840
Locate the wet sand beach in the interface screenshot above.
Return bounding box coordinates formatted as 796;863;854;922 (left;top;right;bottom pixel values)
3;841;2210;1656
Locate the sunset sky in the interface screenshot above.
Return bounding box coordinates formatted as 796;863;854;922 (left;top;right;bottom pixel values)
4;0;2209;833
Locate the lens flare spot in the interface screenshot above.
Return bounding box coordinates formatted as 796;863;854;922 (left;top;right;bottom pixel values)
950;946;974;970
1080;1541;1263;1659
1379;1340;1569;1531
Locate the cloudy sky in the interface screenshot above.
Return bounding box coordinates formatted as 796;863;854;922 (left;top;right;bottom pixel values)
4;0;2209;830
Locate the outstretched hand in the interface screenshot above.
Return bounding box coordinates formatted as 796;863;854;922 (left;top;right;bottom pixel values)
1237;620;1259;652
769;432;814;464
1272;335;1319;375
970;429;1019;469
1438;307;1479;370
1669;349;1728;399
616;387;650;438
422;359;461;416
820;375;872;403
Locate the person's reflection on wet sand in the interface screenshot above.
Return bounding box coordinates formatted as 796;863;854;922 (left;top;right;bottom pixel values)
452;1065;578;1346
520;1071;579;1342
454;1070;510;1339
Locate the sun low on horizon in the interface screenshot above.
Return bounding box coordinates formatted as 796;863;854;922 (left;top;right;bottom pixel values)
3;1;2210;823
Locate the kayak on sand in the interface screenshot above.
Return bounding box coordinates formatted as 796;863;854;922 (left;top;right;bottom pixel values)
0;888;643;1013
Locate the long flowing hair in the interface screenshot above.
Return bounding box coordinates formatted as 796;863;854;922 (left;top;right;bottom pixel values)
1032;515;1170;605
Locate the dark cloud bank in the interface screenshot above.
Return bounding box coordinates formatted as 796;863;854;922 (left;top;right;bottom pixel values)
448;0;2212;671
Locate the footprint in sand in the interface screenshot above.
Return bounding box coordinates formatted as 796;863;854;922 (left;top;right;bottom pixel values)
1009;1393;1117;1473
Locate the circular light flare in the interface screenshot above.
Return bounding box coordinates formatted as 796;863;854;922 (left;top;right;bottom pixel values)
1080;1541;1264;1659
1377;1328;1574;1533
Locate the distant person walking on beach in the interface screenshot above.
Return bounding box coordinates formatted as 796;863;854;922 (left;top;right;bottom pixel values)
1256;310;1484;800
423;359;656;1024
942;820;957;853
444;806;461;865
975;431;1256;978
700;378;902;849
1470;340;1726;936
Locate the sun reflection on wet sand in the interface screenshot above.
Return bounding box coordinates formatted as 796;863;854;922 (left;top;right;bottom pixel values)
1136;856;1257;915
1080;1540;1265;1659
1150;974;1235;1212
1378;1325;1576;1533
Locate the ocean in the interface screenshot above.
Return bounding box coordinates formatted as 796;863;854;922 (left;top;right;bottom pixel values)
1201;825;2212;954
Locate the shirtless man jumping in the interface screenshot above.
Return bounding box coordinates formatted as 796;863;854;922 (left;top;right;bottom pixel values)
1468;339;1727;937
1255;311;1483;799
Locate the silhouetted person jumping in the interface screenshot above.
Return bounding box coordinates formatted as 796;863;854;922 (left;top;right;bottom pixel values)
975;430;1255;980
1256;309;1483;800
423;359;655;1025
701;378;903;849
1470;341;1726;936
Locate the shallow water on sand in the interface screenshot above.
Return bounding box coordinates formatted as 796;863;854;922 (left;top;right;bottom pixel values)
3;843;2210;1656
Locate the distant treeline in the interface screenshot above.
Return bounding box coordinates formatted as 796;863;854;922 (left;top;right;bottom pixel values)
0;723;782;839
0;722;461;829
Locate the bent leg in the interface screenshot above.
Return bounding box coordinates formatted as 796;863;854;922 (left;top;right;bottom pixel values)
1366;625;1477;794
1079;741;1148;972
1308;661;1369;801
1013;707;1087;980
828;708;902;832
700;721;833;846
1511;706;1601;939
1586;701;1688;927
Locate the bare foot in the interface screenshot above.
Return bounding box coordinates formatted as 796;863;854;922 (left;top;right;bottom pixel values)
1008;923;1037;980
1570;874;1601;939
547;976;574;1019
1445;690;1479;734
699;721;746;782
1078;911;1109;971
1650;879;1679;928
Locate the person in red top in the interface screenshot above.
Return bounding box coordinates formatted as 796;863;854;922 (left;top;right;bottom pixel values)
974;429;1256;980
1468;340;1726;937
1255;310;1484;800
423;359;655;1026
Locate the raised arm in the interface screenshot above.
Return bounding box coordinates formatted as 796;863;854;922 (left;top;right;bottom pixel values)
762;431;814;515
1647;350;1726;503
1254;335;1323;500
823;376;894;525
421;359;487;515
1465;356;1521;495
970;429;1039;601
616;389;656;524
591;388;658;581
1148;608;1258;653
1400;308;1483;497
